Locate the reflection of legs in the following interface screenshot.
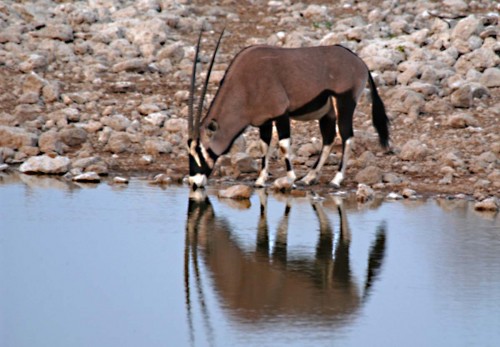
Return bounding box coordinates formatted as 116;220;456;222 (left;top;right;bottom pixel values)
276;116;297;183
273;198;291;265
301;101;336;185
256;189;270;258
330;96;356;188
255;121;273;187
333;201;351;283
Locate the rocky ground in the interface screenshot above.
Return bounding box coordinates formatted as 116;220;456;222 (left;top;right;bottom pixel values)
0;0;499;202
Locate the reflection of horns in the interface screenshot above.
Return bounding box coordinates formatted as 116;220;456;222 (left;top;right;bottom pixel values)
185;197;216;347
188;29;225;140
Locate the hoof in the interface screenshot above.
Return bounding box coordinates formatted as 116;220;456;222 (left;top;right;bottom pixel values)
330;181;341;189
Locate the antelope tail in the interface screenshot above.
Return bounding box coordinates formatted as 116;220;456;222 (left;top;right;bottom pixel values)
367;72;390;149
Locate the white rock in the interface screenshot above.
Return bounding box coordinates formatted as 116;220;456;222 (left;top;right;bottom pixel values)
356;183;374;203
72;172;101;182
19;155;71;174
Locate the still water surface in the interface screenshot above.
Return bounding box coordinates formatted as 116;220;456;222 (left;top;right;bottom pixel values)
0;173;499;347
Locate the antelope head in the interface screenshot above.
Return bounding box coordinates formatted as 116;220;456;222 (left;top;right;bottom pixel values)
187;30;224;189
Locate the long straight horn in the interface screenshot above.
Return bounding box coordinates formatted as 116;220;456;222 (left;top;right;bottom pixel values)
193;28;225;140
188;30;203;139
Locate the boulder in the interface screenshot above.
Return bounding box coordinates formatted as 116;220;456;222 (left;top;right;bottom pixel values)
0;126;38;150
399;140;429;161
356;183;374;203
19;155;71;174
354;165;382;185
72;172;101;182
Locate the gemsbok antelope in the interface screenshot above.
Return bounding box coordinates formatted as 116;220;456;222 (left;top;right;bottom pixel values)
187;30;390;189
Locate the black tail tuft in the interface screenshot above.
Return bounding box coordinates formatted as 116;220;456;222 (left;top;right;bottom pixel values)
367;72;390;149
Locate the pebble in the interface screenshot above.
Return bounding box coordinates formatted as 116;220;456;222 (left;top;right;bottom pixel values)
218;185;253;200
72;172;101;183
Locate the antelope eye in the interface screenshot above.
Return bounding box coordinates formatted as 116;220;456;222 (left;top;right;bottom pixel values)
207;120;218;132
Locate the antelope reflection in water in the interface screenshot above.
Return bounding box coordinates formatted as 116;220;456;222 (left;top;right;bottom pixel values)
185;190;386;340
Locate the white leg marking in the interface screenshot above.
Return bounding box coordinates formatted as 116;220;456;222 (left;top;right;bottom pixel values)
330;138;353;188
189;173;207;188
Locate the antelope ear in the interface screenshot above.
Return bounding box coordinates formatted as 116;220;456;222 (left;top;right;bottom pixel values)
207;120;219;132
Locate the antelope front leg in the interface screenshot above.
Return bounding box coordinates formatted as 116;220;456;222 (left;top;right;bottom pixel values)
272;138;297;190
255;121;273;188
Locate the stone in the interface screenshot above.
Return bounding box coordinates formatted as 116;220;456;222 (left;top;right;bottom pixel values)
106;132;133;153
72;156;108;175
59;127;88;147
386;192;403;200
72;172;101;183
111;58;149;73
474;197;499;212
102;114;131;132
399;140;429;161
480;68;500;88
0;126;38;150
19;155;71;174
451;83;489;108
451;15;482;41
38;130;64;154
354;165;382;185
143;112;167;127
402;188;417;199
151;173;172;185
144;139;173;155
113;176;129;184
164;118;188;133
32;24;74;42
218;184;253;200
446;113;478;128
0;163;9;171
356;183;374;203
231;152;259;173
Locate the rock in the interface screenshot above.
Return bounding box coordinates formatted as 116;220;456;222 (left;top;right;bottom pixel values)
480;67;500;88
0;163;9;171
59;127;88;147
164;118;188;133
38;130;64;154
443;0;468;12
32;24;74;42
144;139;172;155
113;176;129;184
218;184;253;200
356;183;374;203
101;114;131;132
354;165;382;185
399;140;429;161
143;112;167;127
383;172;404;184
0;126;38;150
231;152;259;173
72;172;101;183
402;188;417;199
151;173;172;185
111;58;149;73
451;83;490;108
19;155;71;174
474;197;499;212
451;15;482;41
72;156;108;175
455;48;500;74
446;113;478;128
386;192;403;200
106;132;132;153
